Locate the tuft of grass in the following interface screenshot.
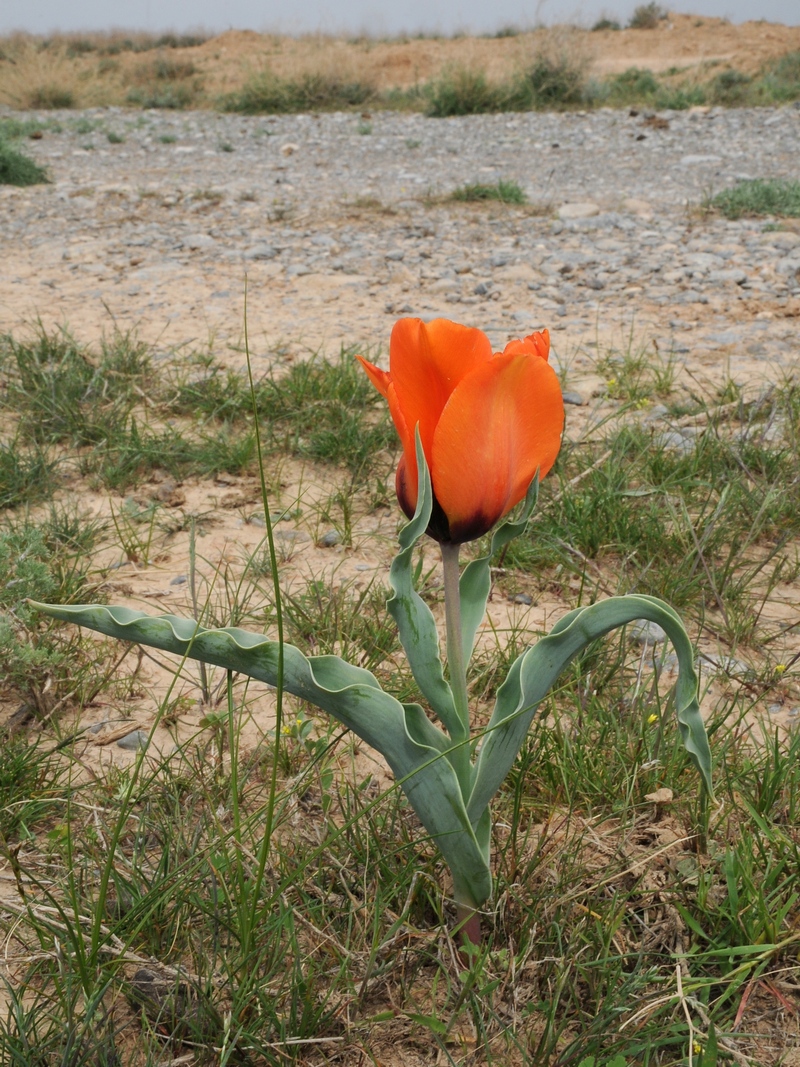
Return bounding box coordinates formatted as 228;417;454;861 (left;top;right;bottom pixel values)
450;179;526;204
0;328;256;490
222;70;375;114
126;84;197;109
165;344;397;477
708;67;753;105
425;65;509;116
0;139;49;185
628;2;668;29
27;84;75;108
0;510;117;715
516;53;586;108
759;48;800;102
0;437;57;507
592;17;621;30
711;179;800;219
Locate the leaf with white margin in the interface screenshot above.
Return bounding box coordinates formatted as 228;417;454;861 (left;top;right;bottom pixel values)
31;601;492;907
467;594;713;824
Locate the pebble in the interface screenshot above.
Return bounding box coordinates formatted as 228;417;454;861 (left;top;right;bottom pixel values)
319;530;341;547
558;202;600;220
698;653;751;678
116;729;150;751
2;104;798;369
630;620;667;646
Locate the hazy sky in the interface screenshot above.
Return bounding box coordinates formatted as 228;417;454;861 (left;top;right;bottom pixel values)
2;0;799;36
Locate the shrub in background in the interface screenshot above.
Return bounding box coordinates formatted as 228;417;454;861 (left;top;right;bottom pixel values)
628;3;668;29
0;139;49;185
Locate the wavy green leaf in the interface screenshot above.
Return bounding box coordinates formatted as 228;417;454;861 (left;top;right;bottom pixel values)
31;600;492;906
467;594;713;823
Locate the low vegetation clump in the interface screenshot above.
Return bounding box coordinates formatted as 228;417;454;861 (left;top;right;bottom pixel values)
628;2;668;29
450;179;526;203
222;70;375;113
0;137;48;184
711;178;800;219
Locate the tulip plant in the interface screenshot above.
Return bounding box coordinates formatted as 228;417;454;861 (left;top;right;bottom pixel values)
34;318;713;949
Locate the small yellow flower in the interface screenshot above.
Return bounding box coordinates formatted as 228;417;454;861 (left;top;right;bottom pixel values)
648;713;658;725
281;724;292;736
693;1040;703;1055
776;664;787;674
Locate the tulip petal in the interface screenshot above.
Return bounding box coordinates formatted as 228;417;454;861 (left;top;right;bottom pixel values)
389;318;492;462
355;356;391;399
431;350;564;543
501;329;550;362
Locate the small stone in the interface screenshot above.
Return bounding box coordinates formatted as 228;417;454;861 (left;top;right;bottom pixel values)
645;787;674;805
655;430;694;454
244;244;278;260
473;282;489;296
680;154;722;166
621;197;653;217
170;575;188;586
385;249;405;261
280;143;300;156
708;269;747;285
319;530;341;547
630;620;667;646
512;592;533;605
558;202;600;220
182;233;215;250
274;529;310;543
698;653;751;678
657;652;679;677
562;390;584;406
117;729;149;751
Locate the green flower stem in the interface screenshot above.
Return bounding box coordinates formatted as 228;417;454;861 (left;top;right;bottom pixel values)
441;542;470;744
441;541;482;948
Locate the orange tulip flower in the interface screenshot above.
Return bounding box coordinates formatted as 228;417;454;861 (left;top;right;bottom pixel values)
357;317;564;544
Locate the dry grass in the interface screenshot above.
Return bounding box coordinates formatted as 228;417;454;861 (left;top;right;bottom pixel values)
2;16;800;112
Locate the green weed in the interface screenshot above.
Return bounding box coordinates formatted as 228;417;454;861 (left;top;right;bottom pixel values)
27;85;75;108
222;70;375;113
0;510;116;714
711;179;800;219
0;437;57;508
0;139;49;185
450;180;526;204
628;2;668;29
166;344;396;477
425;66;509;116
